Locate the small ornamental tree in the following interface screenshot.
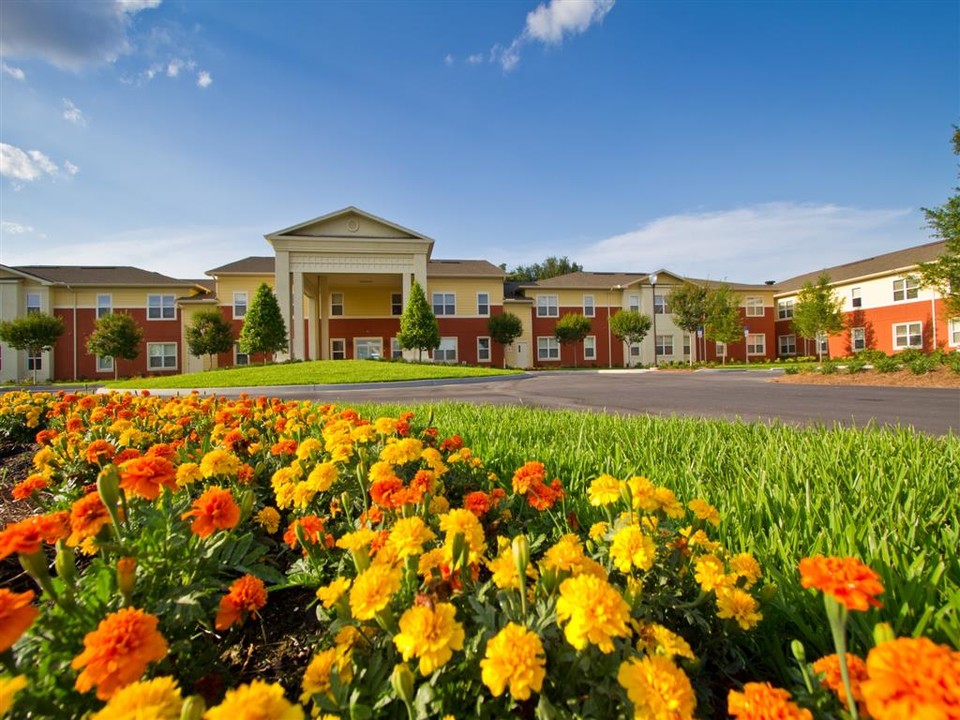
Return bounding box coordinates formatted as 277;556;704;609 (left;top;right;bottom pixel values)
704;284;743;365
918;127;960;318
186;309;235;370
609;310;652;365
487;312;523;368
792;273;845;364
554;313;592;367
0;313;65;383
397;279;440;361
85;312;144;380
669;282;710;365
238;283;288;364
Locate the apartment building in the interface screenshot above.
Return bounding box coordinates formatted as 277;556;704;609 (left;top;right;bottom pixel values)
0;207;954;382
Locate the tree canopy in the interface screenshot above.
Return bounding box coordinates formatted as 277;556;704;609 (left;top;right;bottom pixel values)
609;310;652;363
186;309;235;370
918;127;960;318
238;283;288;362
487;312;523;367
792;273;845;363
553;313;592;367
397;279;440;360
509;256;584;282
0;313;65;382
85;312;144;380
668;283;710;363
704;284;743;362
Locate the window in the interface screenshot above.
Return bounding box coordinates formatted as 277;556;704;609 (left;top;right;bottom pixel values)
331;293;344;316
777;299;794;320
851;327;866;352
97;294;112;319
537;336;560;361
477;292;490;316
25;293;41;315
536;295;558;318
391;293;403;316
683;334;691;356
949;318;960;347
355;338;382;360
582;295;595;317
893;322;923;350
716;341;727;358
147;342;177;370
584;335;596;361
234;344;250;366
817;334;829;356
778;334;796;356
655;334;674;356
745;296;764;317
233;292;248;319
331;339;346;360
96;356;114;373
654;294;670;315
628;294;640;313
851;287;862;309
147;294;175;320
391;337;402;359
629;343;641;359
432;292;456;316
893;278;919;302
27;352;42;371
747;333;765;356
433;337;457;363
477;337;491;363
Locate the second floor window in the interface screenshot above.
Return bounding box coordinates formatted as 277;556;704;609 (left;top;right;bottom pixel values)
893;278;918;302
851;287;862;308
331;293;344;316
391;293;403;315
233;292;248;319
25;293;41;315
777;299;794;320
477;292;490;316
536;295;558;317
583;295;595;317
654;294;670;315
147;294;175;320
97;294;112;318
433;293;456;316
745;296;764;317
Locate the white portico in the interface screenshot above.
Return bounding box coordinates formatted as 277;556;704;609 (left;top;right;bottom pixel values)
265;207;434;361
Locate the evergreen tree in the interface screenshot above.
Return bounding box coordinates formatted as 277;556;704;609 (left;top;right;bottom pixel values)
792;273;845;364
668;282;710;364
186;309;235;370
554;313;592;367
238;283;288;363
397;279;440;360
704;284;742;364
0;313;65;383
509;256;584;282
487;312;523;368
85;312;144;380
919;127;960;318
609;310;652;365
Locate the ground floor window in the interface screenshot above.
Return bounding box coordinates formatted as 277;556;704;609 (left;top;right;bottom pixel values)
27;352;42;371
537;336;560;361
629;342;641;359
477;337;491;363
97;356;114;373
331;339;346;360
851;327;866;352
584;335;596;361
715;341;726;358
234;344;250;366
391;337;402;359
355;338;382;360
747;333;765;356
893;322;922;350
950;318;960;347
433;337;457;363
817;334;829;356
147;343;177;371
778;334;796;356
655;334;673;357
683;334;691;356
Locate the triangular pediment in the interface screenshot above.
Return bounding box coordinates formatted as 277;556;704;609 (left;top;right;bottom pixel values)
266;207;432;243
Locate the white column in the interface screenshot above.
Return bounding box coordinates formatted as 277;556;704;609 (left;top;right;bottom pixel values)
292;270;305;361
275;250;291;360
402;270;411;306
307;278;318;361
319;275;330;360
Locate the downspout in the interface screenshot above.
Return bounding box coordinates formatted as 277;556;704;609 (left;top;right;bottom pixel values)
931;289;938;349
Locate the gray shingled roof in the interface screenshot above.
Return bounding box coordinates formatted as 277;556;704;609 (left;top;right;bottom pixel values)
773;240;947;293
522;271;650;289
13;265;198;287
206;257;276;275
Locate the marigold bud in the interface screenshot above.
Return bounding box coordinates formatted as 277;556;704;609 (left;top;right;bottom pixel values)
391;663;415;704
180;694;206;720
55;540;78;586
873;621;895;645
512;534;530;579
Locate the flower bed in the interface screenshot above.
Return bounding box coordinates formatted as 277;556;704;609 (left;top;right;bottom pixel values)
0;391;957;719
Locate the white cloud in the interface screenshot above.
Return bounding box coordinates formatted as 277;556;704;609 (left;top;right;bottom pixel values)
1;60;25;80
64;161;80;176
466;53;484;65
62;98;87;126
1;221;36;235
577;203;921;284
444;53;455;66
196;70;212;88
165;57;195;77
0;142;78;183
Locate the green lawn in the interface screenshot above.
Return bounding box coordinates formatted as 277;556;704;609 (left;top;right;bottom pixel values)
106;359;521;389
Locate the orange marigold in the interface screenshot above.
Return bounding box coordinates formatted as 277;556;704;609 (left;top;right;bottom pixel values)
463;491;492;518
181;486;241;538
0;511;70;559
526;478;564;511
512;461;546;495
12;475;48;501
861;637;960;720
215;575;268;630
284;515;326;551
798;555;884;611
67;492;114;546
270;439;298;456
370;476;404;509
118;455;178;501
728;682;813;720
85;439;116;466
72;608;169;700
813;653;868;713
0;588;39;652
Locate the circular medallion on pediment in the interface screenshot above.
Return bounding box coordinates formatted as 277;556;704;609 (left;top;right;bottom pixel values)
347;217;360;232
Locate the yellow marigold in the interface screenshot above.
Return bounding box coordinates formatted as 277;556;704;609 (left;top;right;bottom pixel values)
681;527;721;553
334;625;364;651
487;550;521;590
316;577;352;609
588;474;623;506
480;622;546;700
200;449;240;479
0;675;28;717
349;564;402;620
428;495;450;515
307;462;337;492
72;608;168;700
812;653;868;714
336;528;378;553
386;517;436;559
618;654;697;720
420;447;448;475
861;637;960;720
204;679;305;720
295;438;323;460
728;682;812;720
374;417;398;435
555;574;631;653
694;555;732;593
300;646;352;703
418;547;448;578
439;508;486;561
368;461;395;484
379;438;423;466
610;524;657;574
540;534;589;576
716;588;763;630
653;487;684;518
589;521;609;541
291;482;318;510
176;462;202;487
634;622;696;661
626;476;658;512
351;424;377;444
393;602;465;676
687;499;720;527
255;507;281;534
91;676;182;719
729;553;762;587
271;467;298;491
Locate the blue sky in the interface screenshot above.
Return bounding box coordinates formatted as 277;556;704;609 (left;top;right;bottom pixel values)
0;0;956;284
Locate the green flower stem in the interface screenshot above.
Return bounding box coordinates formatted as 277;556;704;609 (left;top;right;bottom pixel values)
824;595;859;720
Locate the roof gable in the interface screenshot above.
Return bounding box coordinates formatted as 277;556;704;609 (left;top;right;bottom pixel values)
265;206;434;244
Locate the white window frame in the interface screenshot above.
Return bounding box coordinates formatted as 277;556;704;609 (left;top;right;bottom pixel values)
851;327;866;352
331;292;344;317
851;287;862;309
234;344;250;366
233;291;248;319
536;295;559;318
745;296;764;317
96;355;114;373
776;299;794;320
683;334;691;356
582;295;595;318
391;337;402;359
355;337;382;360
892;322;922;350
778;334;796;356
432;292;456;316
747;333;765;356
817;334;829;356
27;351;42;371
391;293;403;316
477;292;490;317
949;318;960;347
655;334;674;356
25;292;41;315
629;342;641;359
331;338;346;360
628;294;640;313
654;293;670;315
537;336;560;361
147;294;176;320
716;341;727;358
147;342;177;370
97;294;112;319
433;337;457;363
584;335;596;361
477;336;491;363
892;278;919;302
